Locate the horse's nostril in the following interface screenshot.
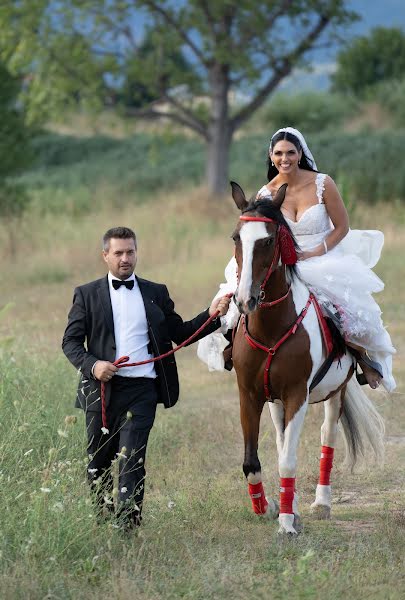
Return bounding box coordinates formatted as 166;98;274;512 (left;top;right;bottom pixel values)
248;297;257;311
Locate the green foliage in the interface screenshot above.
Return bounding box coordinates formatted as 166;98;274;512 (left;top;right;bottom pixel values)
333;27;405;96
262;91;358;133
0;62;33;224
370;77;405;127
17;128;405;213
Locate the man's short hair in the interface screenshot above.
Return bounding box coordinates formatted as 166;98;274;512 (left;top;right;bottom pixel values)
103;227;137;251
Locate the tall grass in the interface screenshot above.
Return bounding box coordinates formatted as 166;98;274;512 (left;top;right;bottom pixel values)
18;128;405;216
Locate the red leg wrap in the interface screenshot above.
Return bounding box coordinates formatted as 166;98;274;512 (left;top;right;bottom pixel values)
279;477;295;514
319;445;334;485
248;482;268;515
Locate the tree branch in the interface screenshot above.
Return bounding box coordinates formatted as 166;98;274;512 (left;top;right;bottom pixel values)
162;92;208;137
230;14;330;132
140;0;209;67
125;105;208;140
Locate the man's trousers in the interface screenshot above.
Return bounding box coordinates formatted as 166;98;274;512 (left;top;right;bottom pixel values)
85;376;158;526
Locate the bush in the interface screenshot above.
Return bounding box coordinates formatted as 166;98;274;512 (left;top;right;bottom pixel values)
370;78;405;127
260;91;357;133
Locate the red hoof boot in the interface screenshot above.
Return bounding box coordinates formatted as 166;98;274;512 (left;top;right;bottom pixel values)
248;482;268;515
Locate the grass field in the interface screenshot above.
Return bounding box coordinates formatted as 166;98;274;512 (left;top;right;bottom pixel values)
0;183;404;599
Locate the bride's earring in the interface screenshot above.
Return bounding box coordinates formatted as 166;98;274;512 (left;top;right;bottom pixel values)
271;161;274;166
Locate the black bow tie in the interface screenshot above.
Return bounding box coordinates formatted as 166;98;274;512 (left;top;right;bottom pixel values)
112;279;134;290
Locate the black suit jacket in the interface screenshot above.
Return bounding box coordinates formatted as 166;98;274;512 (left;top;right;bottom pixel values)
62;275;220;411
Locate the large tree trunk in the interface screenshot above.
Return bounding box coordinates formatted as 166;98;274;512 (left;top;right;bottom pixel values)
205;64;232;197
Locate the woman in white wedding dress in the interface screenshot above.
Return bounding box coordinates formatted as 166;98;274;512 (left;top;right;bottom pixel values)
197;127;396;392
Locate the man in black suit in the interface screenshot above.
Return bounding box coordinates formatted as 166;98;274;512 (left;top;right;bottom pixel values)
62;226;230;528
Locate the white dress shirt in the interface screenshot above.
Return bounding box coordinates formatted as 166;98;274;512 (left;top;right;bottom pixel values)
108;272;157;379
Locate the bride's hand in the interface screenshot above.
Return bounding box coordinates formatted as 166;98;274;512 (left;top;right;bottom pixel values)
297;246;324;261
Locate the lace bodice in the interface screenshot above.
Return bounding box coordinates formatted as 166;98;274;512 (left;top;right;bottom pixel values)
256;173;331;238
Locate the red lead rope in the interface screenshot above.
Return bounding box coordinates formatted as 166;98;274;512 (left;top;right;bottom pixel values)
243;294;314;401
100;310;222;430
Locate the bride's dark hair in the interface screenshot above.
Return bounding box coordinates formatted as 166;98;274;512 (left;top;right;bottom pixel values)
267;131;318;182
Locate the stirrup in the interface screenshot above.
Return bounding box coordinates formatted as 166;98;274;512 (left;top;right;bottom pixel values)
350;350;383;386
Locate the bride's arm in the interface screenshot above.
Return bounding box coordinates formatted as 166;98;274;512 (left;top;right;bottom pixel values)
298;175;349;260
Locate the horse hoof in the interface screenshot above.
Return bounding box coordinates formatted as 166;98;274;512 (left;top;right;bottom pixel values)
277;513;301;536
293;514;303;534
264;498;279;520
310;503;331;520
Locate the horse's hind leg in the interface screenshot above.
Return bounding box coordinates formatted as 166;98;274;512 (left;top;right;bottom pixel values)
311;390;343;519
240;391;278;519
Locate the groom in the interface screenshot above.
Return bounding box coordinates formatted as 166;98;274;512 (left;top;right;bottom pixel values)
62;226;230;528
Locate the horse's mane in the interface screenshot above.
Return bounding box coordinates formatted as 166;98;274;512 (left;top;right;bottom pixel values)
241;200;300;279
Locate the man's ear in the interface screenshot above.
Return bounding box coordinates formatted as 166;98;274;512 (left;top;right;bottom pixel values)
230;181;248;211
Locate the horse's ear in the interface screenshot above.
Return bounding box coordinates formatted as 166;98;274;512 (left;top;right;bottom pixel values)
272;183;288;209
230;181;248;211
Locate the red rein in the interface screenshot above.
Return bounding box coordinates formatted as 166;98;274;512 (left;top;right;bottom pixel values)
100;310;221;429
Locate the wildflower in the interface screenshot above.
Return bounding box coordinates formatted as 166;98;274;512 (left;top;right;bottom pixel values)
57;429;68;439
138;457;143;464
64;415;77;426
40;487;51;494
126;411;133;420
88;468;98;475
23;449;33;457
117;447;128;459
101;427;109;435
120;486;128;494
167;500;176;509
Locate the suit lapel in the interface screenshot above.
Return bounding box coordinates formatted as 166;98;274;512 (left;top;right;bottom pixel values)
97;276;115;336
137;277;157;326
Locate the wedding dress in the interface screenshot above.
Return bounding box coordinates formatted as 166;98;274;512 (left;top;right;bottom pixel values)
197;173;396;392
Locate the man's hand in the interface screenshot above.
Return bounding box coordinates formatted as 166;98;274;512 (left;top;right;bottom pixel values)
93;360;119;382
209;293;232;317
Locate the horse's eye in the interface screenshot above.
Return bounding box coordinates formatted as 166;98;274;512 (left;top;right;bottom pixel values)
231;233;240;243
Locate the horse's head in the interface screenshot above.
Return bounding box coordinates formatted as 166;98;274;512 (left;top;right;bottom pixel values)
230;181;298;315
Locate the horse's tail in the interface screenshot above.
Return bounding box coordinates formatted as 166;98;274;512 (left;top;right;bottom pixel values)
340;378;385;469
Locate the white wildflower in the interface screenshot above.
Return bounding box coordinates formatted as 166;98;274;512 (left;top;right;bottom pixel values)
57;429;68;439
167;500;176;509
101;427;109;435
138;457;143;464
126;411;133;420
120;486;128;493
40;487;51;494
88;468;98;474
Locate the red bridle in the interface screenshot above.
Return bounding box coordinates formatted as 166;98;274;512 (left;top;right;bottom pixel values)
238;215;290;308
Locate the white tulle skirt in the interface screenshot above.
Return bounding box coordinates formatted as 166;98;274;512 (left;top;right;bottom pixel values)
197;229;396;392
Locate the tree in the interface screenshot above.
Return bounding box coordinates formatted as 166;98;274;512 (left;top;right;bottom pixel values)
332;27;405;96
0;62;33;256
0;1;357;196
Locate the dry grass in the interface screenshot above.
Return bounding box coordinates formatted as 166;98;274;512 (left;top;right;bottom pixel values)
0;185;404;599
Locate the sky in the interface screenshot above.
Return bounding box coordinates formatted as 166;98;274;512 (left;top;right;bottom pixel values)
281;0;405;90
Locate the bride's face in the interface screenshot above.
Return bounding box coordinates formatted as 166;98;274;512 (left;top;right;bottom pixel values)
270;140;302;174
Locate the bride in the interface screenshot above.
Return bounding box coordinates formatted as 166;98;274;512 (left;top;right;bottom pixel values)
197;126;396;392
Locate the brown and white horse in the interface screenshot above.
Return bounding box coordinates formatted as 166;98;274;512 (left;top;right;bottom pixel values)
230;182;384;535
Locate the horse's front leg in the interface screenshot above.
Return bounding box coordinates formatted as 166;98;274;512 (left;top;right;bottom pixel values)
239;389;278;519
277;394;309;535
311;390;343;519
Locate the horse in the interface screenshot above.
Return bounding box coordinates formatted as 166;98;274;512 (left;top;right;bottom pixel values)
229;181;385;535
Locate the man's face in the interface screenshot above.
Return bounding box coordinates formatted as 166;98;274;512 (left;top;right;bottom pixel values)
103;237;137;279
